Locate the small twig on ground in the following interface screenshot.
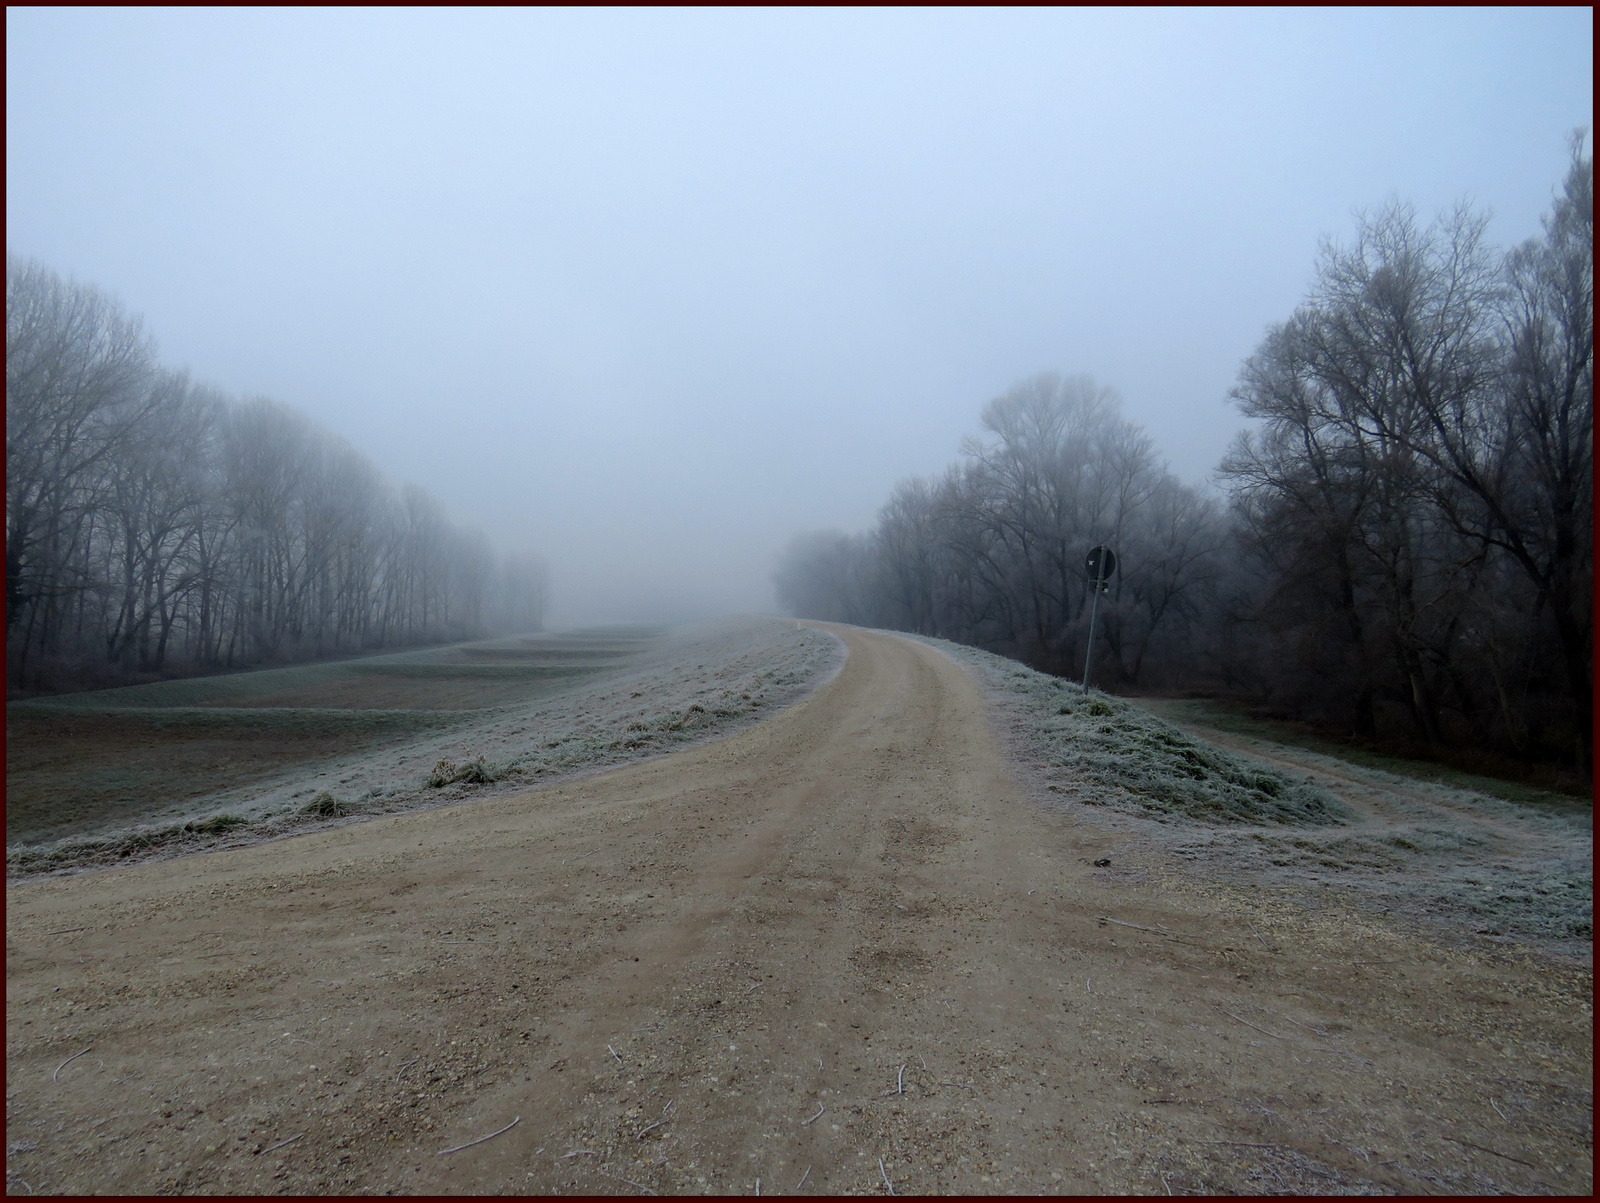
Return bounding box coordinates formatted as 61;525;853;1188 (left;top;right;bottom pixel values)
637;1120;667;1139
560;1150;595;1158
1265;1008;1329;1037
1312;1047;1374;1065
437;1115;520;1156
1247;921;1272;951
1489;1097;1508;1121
802;1104;826;1126
1161;1173;1173;1195
746;982;764;994
881;1064;906;1097
1438;1135;1535;1167
597;1171;657;1195
1187;1139;1281;1149
52;1047;93;1083
879;1157;896;1195
10;1179;32;1195
917;1054;927;1070
46;928;88;936
1216;1008;1286;1040
258;1134;303;1155
1098;916;1175;936
608;1044;624;1064
396;1058;419;1077
796;1164;811;1190
755;1177;761;1195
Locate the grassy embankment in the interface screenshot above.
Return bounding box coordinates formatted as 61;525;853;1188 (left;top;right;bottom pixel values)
6;629;657;853
6;619;840;874
917;635;1592;950
1135;697;1590;812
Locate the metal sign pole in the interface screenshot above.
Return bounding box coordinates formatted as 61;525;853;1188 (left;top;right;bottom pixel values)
1082;555;1105;694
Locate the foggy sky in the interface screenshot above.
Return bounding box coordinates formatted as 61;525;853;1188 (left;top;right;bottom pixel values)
7;8;1592;626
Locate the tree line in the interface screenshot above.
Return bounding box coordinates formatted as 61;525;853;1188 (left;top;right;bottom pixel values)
6;256;549;694
776;140;1592;773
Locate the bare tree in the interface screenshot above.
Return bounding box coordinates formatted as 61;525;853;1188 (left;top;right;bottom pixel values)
776;141;1589;779
498;552;552;633
6;258;156;684
6;256;543;693
773;530;875;625
775;373;1218;688
1219;141;1591;767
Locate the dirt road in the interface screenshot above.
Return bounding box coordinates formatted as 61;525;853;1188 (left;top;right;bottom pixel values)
5;627;1591;1195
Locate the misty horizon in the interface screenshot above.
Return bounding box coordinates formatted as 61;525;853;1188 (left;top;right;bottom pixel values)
7;7;1592;626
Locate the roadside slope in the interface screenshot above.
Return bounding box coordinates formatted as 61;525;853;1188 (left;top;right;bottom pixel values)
8;617;838;871
5;626;1590;1195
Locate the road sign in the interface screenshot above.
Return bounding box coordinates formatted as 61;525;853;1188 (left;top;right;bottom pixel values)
1082;544;1116;693
1085;545;1117;582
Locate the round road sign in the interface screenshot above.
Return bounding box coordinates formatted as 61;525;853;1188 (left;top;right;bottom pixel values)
1085;545;1117;581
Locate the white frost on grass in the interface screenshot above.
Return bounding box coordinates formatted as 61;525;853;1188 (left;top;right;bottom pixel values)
911;635;1344;826
409;617;842;796
915;633;1592;950
9;616;843;874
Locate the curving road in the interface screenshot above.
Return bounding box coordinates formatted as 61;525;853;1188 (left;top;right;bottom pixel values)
5;626;1590;1194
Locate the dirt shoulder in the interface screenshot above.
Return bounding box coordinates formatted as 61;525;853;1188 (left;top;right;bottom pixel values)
5;626;1591;1195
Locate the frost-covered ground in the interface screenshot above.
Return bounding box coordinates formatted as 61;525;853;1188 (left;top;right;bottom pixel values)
8;617;843;875
917;641;1346;826
915;634;1593;954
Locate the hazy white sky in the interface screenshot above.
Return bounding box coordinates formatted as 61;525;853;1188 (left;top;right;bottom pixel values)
7;7;1592;624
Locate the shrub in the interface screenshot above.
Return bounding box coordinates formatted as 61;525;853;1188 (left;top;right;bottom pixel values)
183;814;247;835
455;757;495;784
300;792;348;817
428;756;496;787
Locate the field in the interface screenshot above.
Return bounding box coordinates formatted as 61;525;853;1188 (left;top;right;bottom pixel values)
5;618;841;870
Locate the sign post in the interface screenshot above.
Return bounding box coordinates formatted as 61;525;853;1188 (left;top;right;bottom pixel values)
1081;545;1117;693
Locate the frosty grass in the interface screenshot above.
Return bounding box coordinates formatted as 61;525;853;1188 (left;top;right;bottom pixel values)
9;616;841;873
917;634;1591;949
